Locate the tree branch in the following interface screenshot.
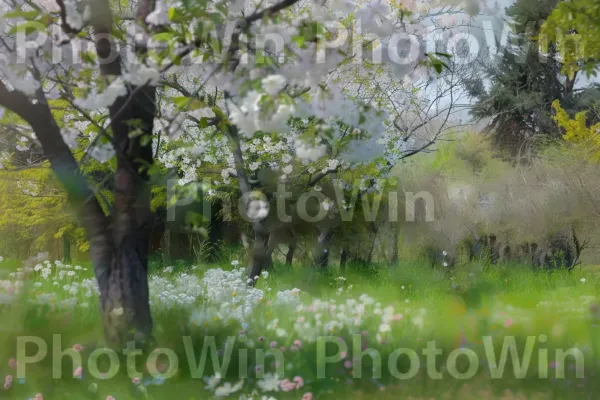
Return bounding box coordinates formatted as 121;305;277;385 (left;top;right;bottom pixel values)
0;81;113;289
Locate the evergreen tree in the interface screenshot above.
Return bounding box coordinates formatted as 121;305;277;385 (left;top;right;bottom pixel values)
466;0;597;160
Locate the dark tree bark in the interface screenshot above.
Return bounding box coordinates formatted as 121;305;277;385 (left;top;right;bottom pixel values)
390;221;401;265
92;0;157;345
246;224;272;280
285;243;296;266
163;228;194;262
366;223;379;264
340;248;348;274
63;236;72;264
224;122;275;281
101;86;156;344
313;227;334;269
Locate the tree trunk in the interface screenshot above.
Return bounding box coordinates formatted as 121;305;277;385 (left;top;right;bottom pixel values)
366;224;379;264
313;227;334;269
101;236;153;345
223;120;275;282
0;0;158;347
63;236;71;264
17;93;155;346
246;225;271;281
285;243;296;266
100;80;156;345
163;228;193;262
390;223;400;265
340;248;348;274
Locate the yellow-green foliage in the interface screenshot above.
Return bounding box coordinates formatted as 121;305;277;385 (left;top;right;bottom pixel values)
542;0;600;77
552;100;600;161
0;162;86;257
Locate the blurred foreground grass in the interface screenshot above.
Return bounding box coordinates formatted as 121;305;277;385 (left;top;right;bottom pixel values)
0;259;598;399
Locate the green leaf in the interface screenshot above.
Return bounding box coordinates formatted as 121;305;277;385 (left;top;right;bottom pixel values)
152;32;175;43
210;36;222;54
140;134;152;146
81;51;97;64
209;12;223;26
427;54;448;74
212;106;226;119
185;210;205;226
172;96;205;110
3;10;40;19
112;28;126;41
173;96;191;108
167;7;188;23
8;21;45;35
293;35;305;48
434;52;452;59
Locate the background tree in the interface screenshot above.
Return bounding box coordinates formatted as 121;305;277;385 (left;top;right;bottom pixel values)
466;0;599;161
542;0;600;78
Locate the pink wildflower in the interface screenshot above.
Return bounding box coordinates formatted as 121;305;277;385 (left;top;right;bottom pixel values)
72;344;84;352
280;379;296;392
293;376;304;389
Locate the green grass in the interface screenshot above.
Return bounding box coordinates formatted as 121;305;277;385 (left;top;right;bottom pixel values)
0;259;598;399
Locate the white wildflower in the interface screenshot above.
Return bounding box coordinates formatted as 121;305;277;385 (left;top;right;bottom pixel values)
257;373;280;392
214;380;244;397
203;373;222;391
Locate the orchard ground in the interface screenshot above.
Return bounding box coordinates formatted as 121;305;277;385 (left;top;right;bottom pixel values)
0;257;600;400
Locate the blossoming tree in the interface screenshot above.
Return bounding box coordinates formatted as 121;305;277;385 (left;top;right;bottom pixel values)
0;0;480;344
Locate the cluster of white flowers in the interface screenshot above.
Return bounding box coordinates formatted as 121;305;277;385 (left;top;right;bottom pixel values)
74;79;127;110
286;293;412;344
261;75;287;97
228;91;295;138
274;288;302;308
0;260;96;310
199;268;264;321
145;0;171;26
0;255;427;350
60;128;79;150
295;141;327;164
0;59;40;95
535;295;596;316
188;107;216;120
62;0;90;31
149;273;204;310
356;0;395;36
88;142;116;163
123;65;161;86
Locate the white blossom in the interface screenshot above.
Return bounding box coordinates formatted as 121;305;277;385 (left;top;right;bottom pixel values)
74;79;127;110
188;107;216;120
261;75;287;96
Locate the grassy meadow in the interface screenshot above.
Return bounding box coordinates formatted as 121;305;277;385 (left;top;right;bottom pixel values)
0;257;599;399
